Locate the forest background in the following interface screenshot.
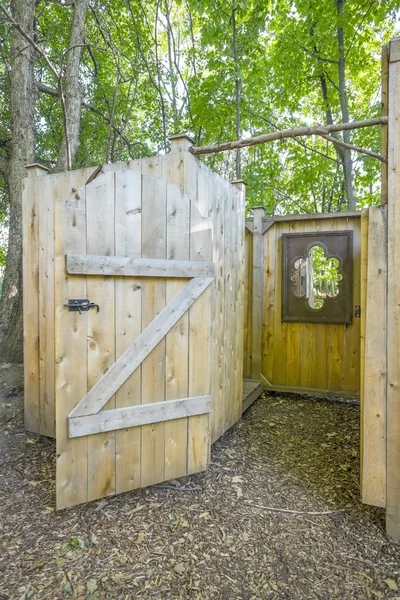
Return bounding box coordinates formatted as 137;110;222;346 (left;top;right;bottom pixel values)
0;0;398;361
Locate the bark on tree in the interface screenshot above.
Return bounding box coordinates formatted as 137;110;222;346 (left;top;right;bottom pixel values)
0;0;37;363
56;0;90;171
232;6;242;179
335;0;356;211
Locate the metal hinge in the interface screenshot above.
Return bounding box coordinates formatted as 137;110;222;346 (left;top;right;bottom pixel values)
64;299;99;314
354;305;361;318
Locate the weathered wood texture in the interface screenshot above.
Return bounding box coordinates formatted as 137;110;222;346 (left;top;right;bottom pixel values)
23;138;245;509
386;38;400;540
361;206;387;508
243;214;361;396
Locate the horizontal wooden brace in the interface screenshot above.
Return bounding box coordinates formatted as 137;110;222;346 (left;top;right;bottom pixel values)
66;254;215;278
69;395;211;438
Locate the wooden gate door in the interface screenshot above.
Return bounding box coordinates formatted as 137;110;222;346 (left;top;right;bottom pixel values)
55;169;214;509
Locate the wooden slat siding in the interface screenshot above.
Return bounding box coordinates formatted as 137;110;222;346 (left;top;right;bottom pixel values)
55;176;89;510
299;220;316;388
260;216;361;395
382;45;389;206
359;208;369;498
86;171;116;502
164;140;191;482
140;164;167;489
386;38;400;540
115;169;142;494
362;206;387;507
286;220;305;388
232;181;246;423
66;255;214;278
262;220;275;384
251;207;265;380
222;184;233;432
188;157;213;473
243;229;253;378
344;218;361;393
327;218;346;392
37;174;56;437
272;222;290;385
23;171;41;434
211;179;225;441
70;396;212;438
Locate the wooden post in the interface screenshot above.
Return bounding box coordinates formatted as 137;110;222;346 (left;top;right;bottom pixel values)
169;133;195;153
381;45;389;205
386;37;400;540
251;206;265;380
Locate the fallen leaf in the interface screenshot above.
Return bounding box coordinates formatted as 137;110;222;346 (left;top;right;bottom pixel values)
174;562;186;575
385;579;398;591
86;579;97;594
231;476;243;483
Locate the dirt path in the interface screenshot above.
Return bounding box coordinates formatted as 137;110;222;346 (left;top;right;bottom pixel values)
1;365;400;599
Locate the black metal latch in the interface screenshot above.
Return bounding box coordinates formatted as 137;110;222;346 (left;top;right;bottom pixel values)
64;299;100;314
354;305;361;318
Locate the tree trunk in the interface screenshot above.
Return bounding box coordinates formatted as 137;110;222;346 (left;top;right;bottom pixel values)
335;0;356;210
0;0;37;363
56;0;90;171
232;6;241;179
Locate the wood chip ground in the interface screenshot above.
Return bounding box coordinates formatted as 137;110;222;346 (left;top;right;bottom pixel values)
1;365;399;599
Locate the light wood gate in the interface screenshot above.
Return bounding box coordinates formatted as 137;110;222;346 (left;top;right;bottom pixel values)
54;169;214;509
23;135;246;510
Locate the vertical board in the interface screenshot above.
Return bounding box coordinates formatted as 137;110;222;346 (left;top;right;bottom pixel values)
140;164;167;488
23;175;40;434
115;169;142;494
386;39;400;539
243;229;253;378
362;206;387;508
55;175;89;509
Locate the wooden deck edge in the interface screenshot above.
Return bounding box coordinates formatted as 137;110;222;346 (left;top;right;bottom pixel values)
260;374;359;400
242;379;264;414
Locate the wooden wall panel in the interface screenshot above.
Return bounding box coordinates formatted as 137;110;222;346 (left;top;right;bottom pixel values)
245;214;362;397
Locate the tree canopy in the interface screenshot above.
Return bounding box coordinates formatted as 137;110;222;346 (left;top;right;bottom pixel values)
0;0;398;359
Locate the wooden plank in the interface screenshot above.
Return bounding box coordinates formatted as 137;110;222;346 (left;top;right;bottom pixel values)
86;171;116;502
211;178;225;441
362;206;387;507
382;45;389;205
262;222;275;383
273;222;289;385
140;167;167;489
243;230;252;378
242;380;263;414
188;160;213;473
164;172;190;482
262;211;361;224
286;220;304;388
23;175;40;434
70;277;213;418
69;396;211;438
38;174;56;437
55;175;89;510
359;208;369;501
386;38;400;540
251;207;264;380
66;254;215;278
115;169;142;495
